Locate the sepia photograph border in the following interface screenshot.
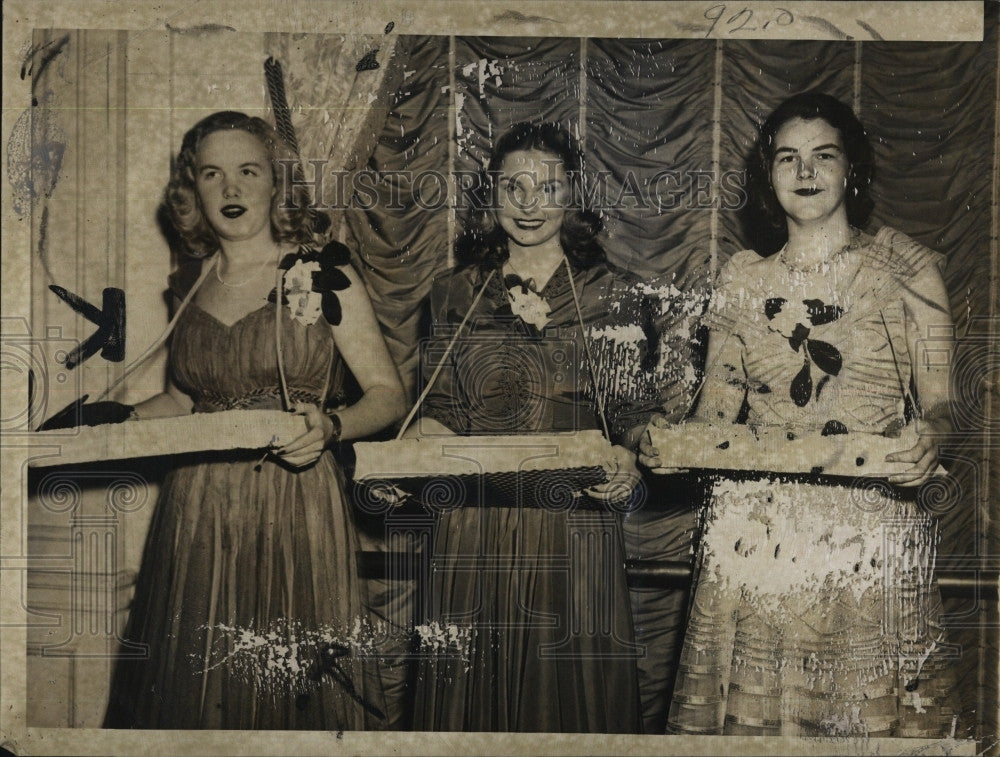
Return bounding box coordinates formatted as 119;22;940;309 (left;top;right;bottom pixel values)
1;1;996;755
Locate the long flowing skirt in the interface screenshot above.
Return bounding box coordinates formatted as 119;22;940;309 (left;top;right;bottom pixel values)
668;477;957;737
104;450;387;730
414;505;642;732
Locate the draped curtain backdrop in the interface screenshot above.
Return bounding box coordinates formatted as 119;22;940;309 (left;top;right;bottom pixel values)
278;25;997;406
280;12;999;741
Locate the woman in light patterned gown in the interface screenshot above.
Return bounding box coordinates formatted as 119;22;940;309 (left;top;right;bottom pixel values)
642;92;959;737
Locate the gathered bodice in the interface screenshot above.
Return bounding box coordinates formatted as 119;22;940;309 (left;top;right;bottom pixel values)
704;227;945;433
421;260;666;440
167;263;337;411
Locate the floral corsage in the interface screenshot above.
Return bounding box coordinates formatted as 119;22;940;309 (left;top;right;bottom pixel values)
268;241;352;327
504;274;552;332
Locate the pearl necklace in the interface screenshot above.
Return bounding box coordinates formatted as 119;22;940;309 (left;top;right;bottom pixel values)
778;228;863;273
215;255;273;288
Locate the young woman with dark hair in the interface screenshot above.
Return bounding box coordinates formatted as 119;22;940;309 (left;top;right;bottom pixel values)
454;121;606;270
409;122;665;732
745;91;875;255
642;91;959;737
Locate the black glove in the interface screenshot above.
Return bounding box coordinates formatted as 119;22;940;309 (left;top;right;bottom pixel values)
37;395;135;431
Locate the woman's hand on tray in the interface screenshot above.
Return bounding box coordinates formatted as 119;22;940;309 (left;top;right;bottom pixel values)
638;414;691;475
271;403;334;468
884;417;949;487
584;445;642;503
366;482;411;508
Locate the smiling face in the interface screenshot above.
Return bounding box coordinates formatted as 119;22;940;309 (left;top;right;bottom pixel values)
194;129;276;246
494;149;568;251
770;117;850;227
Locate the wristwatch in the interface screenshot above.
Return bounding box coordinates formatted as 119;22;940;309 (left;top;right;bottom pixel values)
326;411;343;444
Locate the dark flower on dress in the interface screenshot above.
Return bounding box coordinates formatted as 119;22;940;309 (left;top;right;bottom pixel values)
267;241;353;326
765;297;844;407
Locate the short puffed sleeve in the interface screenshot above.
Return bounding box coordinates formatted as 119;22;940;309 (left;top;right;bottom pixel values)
701;249;760;342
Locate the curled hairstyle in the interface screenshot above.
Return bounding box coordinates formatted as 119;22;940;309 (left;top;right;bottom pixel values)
165;111;319;257
745;91;875;255
455;122;606;269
